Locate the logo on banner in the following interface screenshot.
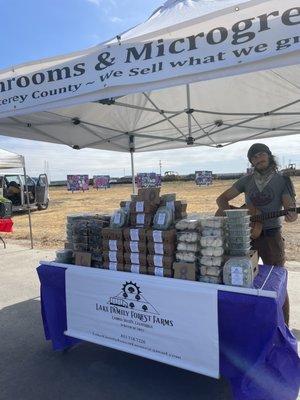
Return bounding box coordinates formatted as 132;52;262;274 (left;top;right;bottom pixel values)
109;281;159;315
95;281;174;327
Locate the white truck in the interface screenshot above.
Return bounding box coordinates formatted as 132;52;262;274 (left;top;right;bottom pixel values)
0;173;49;212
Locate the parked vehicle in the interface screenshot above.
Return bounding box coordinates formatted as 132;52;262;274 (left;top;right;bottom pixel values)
0;173;49;212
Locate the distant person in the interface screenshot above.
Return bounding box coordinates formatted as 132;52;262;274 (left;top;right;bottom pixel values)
7;181;21;205
216;143;297;325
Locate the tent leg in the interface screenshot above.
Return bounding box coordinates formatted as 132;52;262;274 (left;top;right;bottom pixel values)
23;166;34;249
130;150;136;195
186;84;192;136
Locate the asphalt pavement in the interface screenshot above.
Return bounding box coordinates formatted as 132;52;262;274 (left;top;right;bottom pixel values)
0;243;299;400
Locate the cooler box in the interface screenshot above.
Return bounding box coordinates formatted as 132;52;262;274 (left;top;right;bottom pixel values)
0;198;12;218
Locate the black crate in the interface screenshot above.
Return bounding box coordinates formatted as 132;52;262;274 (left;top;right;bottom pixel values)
0;199;12;218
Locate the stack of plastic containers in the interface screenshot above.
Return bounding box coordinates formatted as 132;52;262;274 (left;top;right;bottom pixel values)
55;249;74;264
223;209;256;288
199;217;226;284
225;209;251;256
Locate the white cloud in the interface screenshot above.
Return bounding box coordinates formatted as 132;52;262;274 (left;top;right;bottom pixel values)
86;0;101;6
110;16;123;23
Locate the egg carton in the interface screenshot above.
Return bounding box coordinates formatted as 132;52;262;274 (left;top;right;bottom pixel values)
177;231;200;243
200;217;226;229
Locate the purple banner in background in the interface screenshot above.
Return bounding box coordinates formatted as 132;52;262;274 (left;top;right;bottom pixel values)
136;173;161;188
67;175;89;191
93;175;110;189
195;171;212;186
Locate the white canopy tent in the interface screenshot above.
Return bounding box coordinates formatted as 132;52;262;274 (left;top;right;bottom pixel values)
0;148;33;248
0;0;299;192
0;148;24;170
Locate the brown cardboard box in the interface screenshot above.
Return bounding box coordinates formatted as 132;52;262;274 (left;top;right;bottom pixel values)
102;228;123;240
120;200;131;210
102;261;124;271
173;261;198;281
130;200;158;214
124;240;147;253
147;254;174;269
74;251;92;267
148;267;173;278
137;187;160;204
124;252;147;266
124;264;148;274
102;239;124;251
160;199;187;212
103;251;124;263
160;193;176;202
175;211;188;220
146;229;176;243
130;213;153;227
123;227;148;241
147;242;175;256
200;265;222;277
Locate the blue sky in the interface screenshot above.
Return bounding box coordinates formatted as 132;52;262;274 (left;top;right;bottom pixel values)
0;0;299;180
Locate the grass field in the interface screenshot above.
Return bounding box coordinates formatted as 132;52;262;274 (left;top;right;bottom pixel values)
5;177;300;261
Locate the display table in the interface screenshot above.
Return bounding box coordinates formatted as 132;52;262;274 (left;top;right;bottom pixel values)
37;263;300;400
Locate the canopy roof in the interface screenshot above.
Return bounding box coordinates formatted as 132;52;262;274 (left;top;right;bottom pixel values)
0;148;24;169
0;0;299;152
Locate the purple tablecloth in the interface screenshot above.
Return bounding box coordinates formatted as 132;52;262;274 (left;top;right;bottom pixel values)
37;264;300;400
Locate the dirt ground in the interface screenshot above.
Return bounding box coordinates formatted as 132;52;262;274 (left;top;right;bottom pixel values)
4;177;300;261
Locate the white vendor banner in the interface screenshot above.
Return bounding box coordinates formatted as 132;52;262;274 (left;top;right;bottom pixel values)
65;267;219;378
0;0;300;117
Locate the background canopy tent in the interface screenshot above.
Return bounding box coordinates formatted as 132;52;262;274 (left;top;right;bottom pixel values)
0;0;299;180
0;149;24;170
0;148;33;248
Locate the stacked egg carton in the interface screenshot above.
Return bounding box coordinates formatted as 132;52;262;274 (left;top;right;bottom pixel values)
199;217;226;284
225;209;251;256
173;218;201;281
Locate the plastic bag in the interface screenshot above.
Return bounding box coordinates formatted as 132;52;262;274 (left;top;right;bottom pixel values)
110;208;129;229
153;207;173;230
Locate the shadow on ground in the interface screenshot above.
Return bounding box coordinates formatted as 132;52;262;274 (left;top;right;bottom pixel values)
0;299;232;400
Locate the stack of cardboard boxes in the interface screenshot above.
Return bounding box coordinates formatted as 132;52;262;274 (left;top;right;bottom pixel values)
101;187;185;276
102;228;124;271
123;227;148;274
147;229;177;277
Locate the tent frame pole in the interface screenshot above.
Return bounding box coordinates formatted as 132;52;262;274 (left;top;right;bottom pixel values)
129;135;136;195
130;150;136;195
22;159;34;249
186;84;192;137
